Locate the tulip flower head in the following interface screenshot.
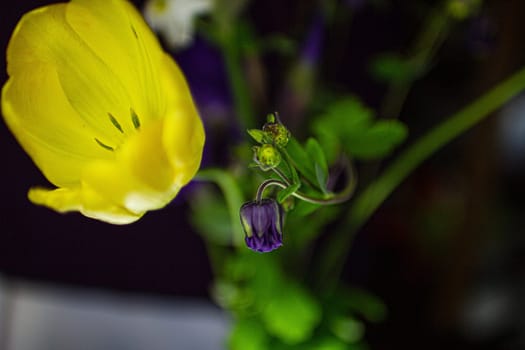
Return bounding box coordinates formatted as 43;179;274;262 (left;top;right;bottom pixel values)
1;0;205;224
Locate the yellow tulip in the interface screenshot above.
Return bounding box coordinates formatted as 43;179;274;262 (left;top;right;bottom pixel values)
1;0;205;224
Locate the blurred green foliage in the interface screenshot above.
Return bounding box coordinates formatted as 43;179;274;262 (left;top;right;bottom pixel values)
369;53;419;85
312;97;408;160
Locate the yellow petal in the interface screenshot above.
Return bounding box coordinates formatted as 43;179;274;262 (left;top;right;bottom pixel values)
65;0;166;127
28;110;203;221
82;118;180;214
7;4;132;146
159;54;206;185
2;45;111;187
75;49;205;217
28;186;143;225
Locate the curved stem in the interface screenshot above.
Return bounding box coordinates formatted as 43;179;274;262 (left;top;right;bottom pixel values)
271;167;292;185
255;179;287;202
318;64;525;290
256;157;358;205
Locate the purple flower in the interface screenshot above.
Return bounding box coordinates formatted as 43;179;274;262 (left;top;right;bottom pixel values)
240;199;284;253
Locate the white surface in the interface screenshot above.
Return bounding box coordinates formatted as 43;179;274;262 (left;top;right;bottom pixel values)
0;278;229;350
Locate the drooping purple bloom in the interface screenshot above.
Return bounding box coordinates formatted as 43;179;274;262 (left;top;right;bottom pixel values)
240;199;284;253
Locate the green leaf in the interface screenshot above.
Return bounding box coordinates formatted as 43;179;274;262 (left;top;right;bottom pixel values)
369;53;417;84
312;130;340;165
288;151;301;185
306;138;329;193
274;152;299;187
285;137;317;185
312;96;408;160
260;282;322;344
229;318;269;350
348;120;408;159
292;200;321;217
277;181;301;203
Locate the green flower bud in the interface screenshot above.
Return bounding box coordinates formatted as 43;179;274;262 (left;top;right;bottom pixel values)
263;121;290;148
254;144;281;171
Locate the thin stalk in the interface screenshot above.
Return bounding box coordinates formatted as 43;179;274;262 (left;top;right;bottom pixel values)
255;176;356;205
261;156;357;204
381;8;450;119
220;30;256;129
318;65;525;290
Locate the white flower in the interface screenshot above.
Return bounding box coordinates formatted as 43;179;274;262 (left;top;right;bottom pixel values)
144;0;212;49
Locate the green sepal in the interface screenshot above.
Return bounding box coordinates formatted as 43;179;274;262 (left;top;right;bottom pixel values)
247;129;270;144
266;113;276;123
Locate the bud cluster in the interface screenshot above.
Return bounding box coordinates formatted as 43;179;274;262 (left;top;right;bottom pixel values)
249;112;290;171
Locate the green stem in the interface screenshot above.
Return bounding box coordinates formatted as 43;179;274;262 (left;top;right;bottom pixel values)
381;8;450;119
255;174;356;205
220;30;256;129
195;168;245;247
318;65;525;289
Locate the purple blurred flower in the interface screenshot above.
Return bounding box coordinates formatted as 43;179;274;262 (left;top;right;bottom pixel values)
168;37;237;203
174;37;238;167
174;37;232;124
240;199;284;253
300;14;325;66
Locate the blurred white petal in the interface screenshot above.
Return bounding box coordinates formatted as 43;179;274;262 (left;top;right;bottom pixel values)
144;0;213;49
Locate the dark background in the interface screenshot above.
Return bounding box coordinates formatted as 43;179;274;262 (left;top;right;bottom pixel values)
2;1;525;349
